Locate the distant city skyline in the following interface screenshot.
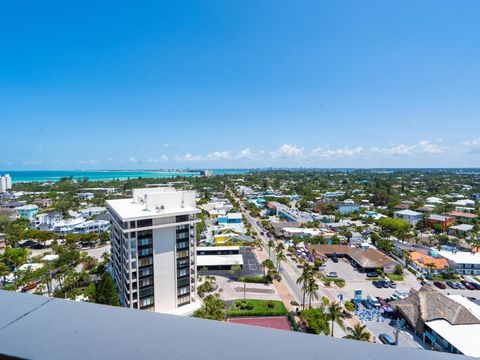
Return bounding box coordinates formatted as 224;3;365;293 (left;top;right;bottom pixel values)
1;1;480;169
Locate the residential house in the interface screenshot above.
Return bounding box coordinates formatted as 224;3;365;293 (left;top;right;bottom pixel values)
448;224;474;236
409;251;450;275
34;198;53;208
447;211;478;222
0;208;17;219
394;209;424;227
337;200;360;215
426;214;455;231
15;204;39;221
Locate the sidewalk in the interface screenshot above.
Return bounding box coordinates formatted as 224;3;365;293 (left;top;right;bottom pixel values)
254;246;296;312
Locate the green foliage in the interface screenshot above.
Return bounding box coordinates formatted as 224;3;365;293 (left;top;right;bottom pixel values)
95;272;120;306
237;276;268;284
378;217;411;239
300;307;330;335
193;293;226;321
227;299;288;317
287;311;299;331
344;300;356;312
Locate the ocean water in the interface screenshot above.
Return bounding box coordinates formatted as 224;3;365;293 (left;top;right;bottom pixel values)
1;169;249;183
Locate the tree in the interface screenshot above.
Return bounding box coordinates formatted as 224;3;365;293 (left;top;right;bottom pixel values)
306;277;319;308
193;293;226;321
300;307;330;335
296;264;314;310
229;263;245;300
3;247;29;289
327;302;346;337
267;239;275;259
95;272;120;306
345;324;371;342
275;249;286;272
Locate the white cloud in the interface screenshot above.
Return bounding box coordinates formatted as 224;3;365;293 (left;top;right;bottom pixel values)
129;156;137;163
370;141;445;156
147;155;169;162
270;144;304;158
207;151;232;160
311;146;363;158
237;148;254;159
175;153;204;162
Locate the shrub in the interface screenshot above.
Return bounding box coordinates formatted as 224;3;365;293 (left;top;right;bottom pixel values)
344;300;355;312
290;300;299;307
267;300;274;308
287;311;299;331
228;299;288;317
238;276;267;284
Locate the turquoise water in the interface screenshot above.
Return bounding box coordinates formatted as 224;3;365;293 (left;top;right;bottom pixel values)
1;169;249;183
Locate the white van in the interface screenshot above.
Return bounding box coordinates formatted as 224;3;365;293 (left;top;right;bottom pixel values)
368;295;381;307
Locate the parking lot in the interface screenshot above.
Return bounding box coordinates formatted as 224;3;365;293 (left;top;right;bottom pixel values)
323;257;480;303
323;257;419;300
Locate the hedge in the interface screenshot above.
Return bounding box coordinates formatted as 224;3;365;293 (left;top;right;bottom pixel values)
237;276;267;284
287;312;299;331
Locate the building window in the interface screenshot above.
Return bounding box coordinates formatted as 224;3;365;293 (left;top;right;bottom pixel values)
178;286;189;295
137;219;153;228
176;215;189;223
178;268;188;277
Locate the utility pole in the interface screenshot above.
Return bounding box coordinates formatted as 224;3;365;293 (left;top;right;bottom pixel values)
395;317;400;345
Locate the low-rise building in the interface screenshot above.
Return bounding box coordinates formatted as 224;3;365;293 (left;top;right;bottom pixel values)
426;214;455;231
392;286;480;357
448;224;474;236
0;208;17;219
15;204;39;221
447;211;478;222
34;198;53;208
73;220;110;234
394;209;424;227
437;250;480;275
308;244;400;273
409;251;450;275
337;201;360;214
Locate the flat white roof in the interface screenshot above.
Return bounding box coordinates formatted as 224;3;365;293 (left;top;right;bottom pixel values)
438;250;480;265
227;213;243;219
107;198;199;220
197;246;240;251
196;255;243;267
395;209;423;216
449;224;474;231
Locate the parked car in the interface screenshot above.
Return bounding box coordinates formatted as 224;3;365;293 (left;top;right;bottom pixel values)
381;280;390;288
366;272;379;278
446;281;458;289
326;272;338;278
332;257;339;263
434;281;447;289
387;280;396;288
368;295;381;307
379;334;396;345
461;281;475;290
377;297;387;307
362;299;373;310
372;280;382;288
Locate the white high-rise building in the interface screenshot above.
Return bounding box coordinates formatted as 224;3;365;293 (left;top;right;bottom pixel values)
106;188;201;315
0;174;12;193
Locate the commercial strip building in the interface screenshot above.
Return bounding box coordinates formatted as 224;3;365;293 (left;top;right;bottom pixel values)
437;250;480;275
308;244;400;273
392;286;480;357
107;188;201;315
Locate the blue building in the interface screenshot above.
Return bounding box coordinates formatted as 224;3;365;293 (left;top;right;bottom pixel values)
15;204;39;221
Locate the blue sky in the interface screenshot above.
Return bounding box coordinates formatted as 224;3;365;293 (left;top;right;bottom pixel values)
1;0;480;169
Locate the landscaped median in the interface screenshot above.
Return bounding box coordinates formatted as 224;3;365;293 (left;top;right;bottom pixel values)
227;299;288;317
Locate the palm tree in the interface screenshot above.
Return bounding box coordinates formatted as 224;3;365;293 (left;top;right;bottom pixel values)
306;278;319;308
345;324;370;342
268;240;275;259
328;302;346;337
296;264;314;310
425;262;437;278
276;249;286;272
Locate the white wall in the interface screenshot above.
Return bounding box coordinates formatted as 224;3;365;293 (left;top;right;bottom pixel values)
152;226;177;312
